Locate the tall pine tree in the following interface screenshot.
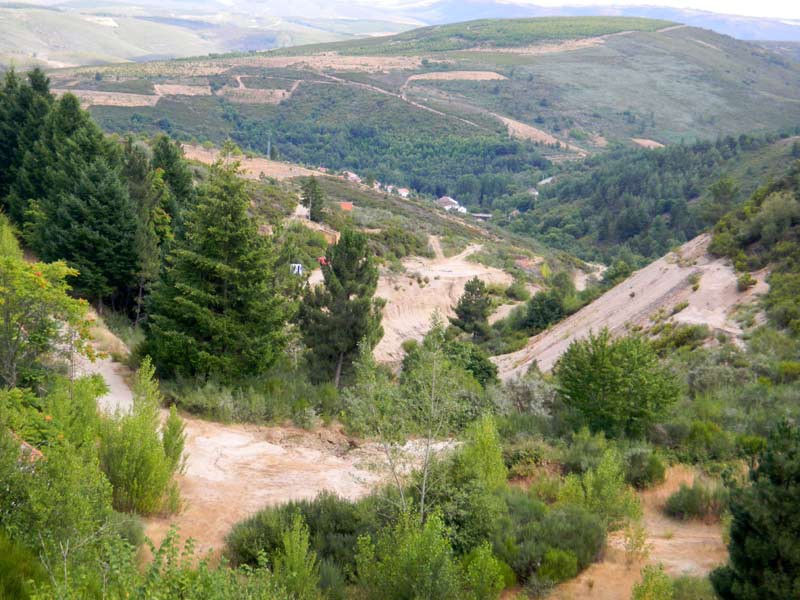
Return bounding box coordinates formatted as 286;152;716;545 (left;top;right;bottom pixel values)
12;94;138;306
144;160;289;382
298;229;383;387
0;68;52;210
301;176;325;223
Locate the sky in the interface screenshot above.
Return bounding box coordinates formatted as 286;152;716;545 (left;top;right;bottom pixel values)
366;0;800;20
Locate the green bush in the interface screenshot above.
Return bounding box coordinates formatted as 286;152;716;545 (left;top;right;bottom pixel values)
99;358;182;515
682;420;737;462
664;480;727;521
632;564;673;600
538;548;578;583
272;515;320;600
671;575;716;600
506;280;531;302
226;491;378;575
0;531;47;600
624;447;667;489
560;427;607;474
461;542;506;600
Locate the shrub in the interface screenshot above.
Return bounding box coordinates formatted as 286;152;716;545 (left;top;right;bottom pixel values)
632;564;673;600
99;358;181;515
503;438;547;478
538;504;605;570
0;531;47;600
461;542;506;600
272;515;320;600
671;575;716;600
560;427;607;474
506;280;531;302
355;512;462;600
736;272;756;292
664;480;727;521
682;420;736;462
318;559;347;600
624;447;666;489
558;448;641;530
538;548;578;583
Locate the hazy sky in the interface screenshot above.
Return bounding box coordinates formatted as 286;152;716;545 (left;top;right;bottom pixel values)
369;0;800;20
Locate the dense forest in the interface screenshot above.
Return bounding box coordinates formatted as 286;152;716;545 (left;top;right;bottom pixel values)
505;133;800;264
2;65;800;600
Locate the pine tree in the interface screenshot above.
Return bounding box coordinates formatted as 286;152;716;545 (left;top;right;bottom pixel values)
123;138;173;323
9;94;139;306
150;134;193;223
0;68;52;210
144;160;289;382
298;229;383;387
450;276;491;338
301;176;325;223
711;420;800;600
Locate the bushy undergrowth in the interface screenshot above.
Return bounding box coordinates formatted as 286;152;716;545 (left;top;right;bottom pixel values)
664;479;727;521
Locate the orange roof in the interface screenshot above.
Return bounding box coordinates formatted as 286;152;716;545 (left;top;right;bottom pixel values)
338;202;354;212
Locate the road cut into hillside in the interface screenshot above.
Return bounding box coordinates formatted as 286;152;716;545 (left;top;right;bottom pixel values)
494;233;768;379
373;238;513;363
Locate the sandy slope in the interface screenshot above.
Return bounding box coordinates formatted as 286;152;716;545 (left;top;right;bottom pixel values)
374;240;512;363
182;144;320;180
494;234;767;379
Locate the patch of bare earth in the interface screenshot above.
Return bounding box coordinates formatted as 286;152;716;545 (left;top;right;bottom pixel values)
632;137;665;149
496;115;587;156
494;233;768;379
52;88;159;108
550;466;727;600
406;71;507;82
373;238;512;364
182;144;321;180
153;84;212;96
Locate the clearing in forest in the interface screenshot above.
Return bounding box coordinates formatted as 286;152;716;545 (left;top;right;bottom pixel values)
181;144;321;180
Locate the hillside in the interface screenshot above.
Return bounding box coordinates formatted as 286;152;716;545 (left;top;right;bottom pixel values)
0;4;410;68
43;16;800;204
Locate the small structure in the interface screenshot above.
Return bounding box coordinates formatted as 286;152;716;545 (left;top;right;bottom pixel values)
317;256;329;266
537;176;556;187
436;196;459;210
343;171;362;184
472;213;492;222
397;188;410;199
338;202;353;212
290;263;304;275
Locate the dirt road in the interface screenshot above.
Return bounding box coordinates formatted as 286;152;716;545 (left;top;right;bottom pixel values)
494;234;767;379
374;240;512;363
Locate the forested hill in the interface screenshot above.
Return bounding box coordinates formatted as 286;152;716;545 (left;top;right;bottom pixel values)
44;16;800;204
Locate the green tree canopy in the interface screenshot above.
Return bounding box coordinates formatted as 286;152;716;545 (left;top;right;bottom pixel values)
301;176;325;223
451;276;491;338
711;420;800;600
144;160;289;382
298;228;383;387
555;329;679;438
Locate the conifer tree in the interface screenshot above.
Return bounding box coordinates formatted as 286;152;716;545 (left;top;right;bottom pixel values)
451;276;491;338
0;68;52;205
301;176;325;223
711;420;800;599
9;94;139;306
297;229;383;387
123;138;173;323
151;134;194;226
144;160;289;382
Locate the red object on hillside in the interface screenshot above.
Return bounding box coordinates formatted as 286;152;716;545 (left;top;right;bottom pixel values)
338;202;353;212
317;256;329;266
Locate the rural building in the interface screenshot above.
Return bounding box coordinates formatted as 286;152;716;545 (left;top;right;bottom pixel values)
338;202;354;212
472;213;492;221
397;188;410;198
